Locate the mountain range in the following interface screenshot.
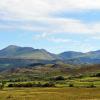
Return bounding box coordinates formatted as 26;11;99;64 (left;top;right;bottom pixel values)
0;45;58;60
0;45;100;66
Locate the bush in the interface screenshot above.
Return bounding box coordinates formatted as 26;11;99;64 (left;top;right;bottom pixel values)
95;73;100;77
0;81;6;90
8;84;13;87
69;83;74;87
8;82;55;88
91;73;100;77
43;82;55;87
87;83;96;88
51;76;65;81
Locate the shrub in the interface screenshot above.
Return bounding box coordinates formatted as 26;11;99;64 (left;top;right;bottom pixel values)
87;83;96;88
8;84;14;87
0;81;6;90
51;76;65;81
95;73;100;77
91;73;100;77
43;82;55;87
69;83;74;87
8;82;55;88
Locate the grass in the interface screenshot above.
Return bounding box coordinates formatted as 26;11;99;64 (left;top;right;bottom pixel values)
0;64;100;100
0;87;100;100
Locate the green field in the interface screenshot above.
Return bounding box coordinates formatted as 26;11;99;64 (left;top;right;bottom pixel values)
0;72;100;100
0;64;100;100
0;87;100;100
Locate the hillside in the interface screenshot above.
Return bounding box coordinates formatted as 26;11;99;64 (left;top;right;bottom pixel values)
0;45;100;67
0;45;58;60
0;64;100;81
58;51;84;60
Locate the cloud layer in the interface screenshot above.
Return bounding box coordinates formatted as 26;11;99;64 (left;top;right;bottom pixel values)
0;0;100;35
0;0;100;52
1;0;100;19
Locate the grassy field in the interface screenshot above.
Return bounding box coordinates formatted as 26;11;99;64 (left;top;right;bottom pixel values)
0;87;100;100
0;64;100;100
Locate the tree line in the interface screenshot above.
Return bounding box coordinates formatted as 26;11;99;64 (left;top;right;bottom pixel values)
8;82;55;87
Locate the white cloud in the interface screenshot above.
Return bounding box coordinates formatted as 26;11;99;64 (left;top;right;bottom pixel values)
0;0;100;21
33;32;80;44
0;0;100;20
0;16;100;38
0;0;100;39
48;38;71;43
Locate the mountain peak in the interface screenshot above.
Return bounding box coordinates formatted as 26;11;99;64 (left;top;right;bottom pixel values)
0;45;57;60
5;45;35;50
1;45;22;52
6;45;21;49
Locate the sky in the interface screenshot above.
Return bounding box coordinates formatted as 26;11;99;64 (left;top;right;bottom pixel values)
0;0;100;53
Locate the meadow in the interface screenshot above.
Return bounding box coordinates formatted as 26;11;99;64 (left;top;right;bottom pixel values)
0;64;100;100
0;87;100;100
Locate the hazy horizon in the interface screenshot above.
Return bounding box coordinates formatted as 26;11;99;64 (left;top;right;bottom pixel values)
0;44;100;54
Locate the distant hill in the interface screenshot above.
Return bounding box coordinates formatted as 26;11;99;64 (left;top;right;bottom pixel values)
58;51;84;60
0;45;100;66
58;50;100;64
82;50;100;59
0;45;58;60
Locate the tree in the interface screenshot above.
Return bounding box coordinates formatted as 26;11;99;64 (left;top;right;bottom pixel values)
95;73;100;77
52;76;65;81
0;81;6;90
88;83;96;88
69;83;74;87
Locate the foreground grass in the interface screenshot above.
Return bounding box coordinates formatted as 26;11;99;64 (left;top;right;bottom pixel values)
0;87;100;100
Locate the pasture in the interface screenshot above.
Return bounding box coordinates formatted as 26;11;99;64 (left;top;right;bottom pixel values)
0;87;100;100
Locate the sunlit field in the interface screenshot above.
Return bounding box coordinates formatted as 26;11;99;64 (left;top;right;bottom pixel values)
0;87;100;100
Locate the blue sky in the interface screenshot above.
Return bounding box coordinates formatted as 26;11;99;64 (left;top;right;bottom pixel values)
0;0;100;53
